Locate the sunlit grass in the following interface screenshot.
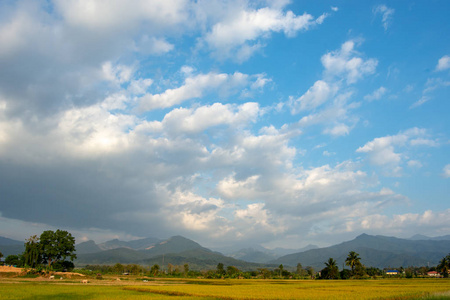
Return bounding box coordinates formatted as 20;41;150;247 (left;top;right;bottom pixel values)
1;278;449;299
124;279;450;299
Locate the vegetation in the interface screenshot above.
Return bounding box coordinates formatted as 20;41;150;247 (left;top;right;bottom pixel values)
437;253;450;278
2;230;76;271
320;257;339;279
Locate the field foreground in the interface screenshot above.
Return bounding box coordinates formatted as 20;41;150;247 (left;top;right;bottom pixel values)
1;276;449;299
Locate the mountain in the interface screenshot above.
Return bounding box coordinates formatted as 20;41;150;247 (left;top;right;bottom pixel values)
228;247;277;263
142;248;274;271
75;235;211;267
98;237;161;251
0;236;24;257
409;234;450;241
76;247;151;265
143;236;207;256
76;240;102;255
0;236;23;246
272;234;450;270
226;244;319;263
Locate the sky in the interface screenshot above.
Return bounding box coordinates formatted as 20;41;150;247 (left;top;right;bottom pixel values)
0;0;449;250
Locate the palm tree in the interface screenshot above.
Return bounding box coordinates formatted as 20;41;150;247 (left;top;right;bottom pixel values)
324;257;339;279
345;251;361;275
437;256;449;278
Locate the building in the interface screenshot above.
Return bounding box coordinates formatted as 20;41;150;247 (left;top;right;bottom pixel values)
427;271;439;277
386;270;400;275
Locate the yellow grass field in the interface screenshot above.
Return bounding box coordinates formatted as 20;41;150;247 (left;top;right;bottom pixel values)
1;276;449;299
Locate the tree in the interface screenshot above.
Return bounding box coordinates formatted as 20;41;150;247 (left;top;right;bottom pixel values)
227;266;240;278
437;254;449;278
306;266;315;279
321;257;339;279
5;255;21;266
40;230;76;267
278;264;284;277
150;264;160;276
23;235;41;268
113;263;125;274
217;263;225;276
184;263;189;276
345;251;361;276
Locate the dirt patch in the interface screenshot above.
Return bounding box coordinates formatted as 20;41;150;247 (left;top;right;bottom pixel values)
0;266;24;273
53;271;85;278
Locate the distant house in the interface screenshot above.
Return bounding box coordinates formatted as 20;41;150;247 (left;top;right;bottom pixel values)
427;271;439;277
386;270;400;275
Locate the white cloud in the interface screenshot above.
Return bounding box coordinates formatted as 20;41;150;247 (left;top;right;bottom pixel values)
54;0;189;32
324;123;351;136
101;62;134;84
373;5;394;31
156;102;261;135
364;86;387;101
321;40;378;84
410;95;430;109
443;164;450;178
323;150;335;157
411;78;450;108
289;80;338;113
138;71;267;111
358;210;450;233
436;55;450;71
331;7;339;12
202;6;324;61
136;36;174;55
407;160;422;168
356;128;437;176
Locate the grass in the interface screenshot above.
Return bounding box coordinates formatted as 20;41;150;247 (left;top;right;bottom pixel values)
1;277;449;299
124;279;450;299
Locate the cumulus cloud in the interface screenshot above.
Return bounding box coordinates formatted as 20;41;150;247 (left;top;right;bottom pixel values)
202;5;326;61
321;40;378;84
358;210;450;234
443;164;450;178
0;1;447;248
373;4;394;30
289;80;338;113
436;55;450;71
364;86;387;101
356;128;438;176
138;72;267;111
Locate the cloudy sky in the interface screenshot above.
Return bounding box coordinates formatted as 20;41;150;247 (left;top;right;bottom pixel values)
0;0;449;249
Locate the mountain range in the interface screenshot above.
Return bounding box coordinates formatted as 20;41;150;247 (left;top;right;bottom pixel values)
1;234;449;270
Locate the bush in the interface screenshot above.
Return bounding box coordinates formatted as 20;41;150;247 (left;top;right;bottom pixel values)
52;261;75;272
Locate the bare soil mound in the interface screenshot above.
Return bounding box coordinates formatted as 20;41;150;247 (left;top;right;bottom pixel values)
0;266;23;273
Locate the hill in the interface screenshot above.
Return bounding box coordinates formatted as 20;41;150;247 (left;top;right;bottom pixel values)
272;234;450;270
0;236;24;257
142;248;274;271
76;247;151;265
76;240;102;255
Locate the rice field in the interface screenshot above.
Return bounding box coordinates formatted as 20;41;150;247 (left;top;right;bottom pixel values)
1;278;449;299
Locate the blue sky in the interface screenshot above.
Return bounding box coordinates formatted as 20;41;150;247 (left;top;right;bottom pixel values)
0;0;448;249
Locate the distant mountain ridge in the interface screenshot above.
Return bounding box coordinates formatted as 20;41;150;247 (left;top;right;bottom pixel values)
272;233;450;270
0;236;24;257
225;244;319;263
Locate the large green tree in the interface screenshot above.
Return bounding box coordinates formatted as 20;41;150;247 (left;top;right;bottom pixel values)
40;230;76;267
345;251;361;276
